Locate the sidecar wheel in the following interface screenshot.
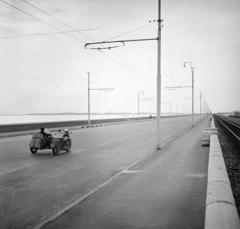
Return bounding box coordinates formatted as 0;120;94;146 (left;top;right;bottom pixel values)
52;143;60;156
65;140;72;152
30;147;38;154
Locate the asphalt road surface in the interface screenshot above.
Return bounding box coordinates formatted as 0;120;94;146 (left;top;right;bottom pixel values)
0;115;209;229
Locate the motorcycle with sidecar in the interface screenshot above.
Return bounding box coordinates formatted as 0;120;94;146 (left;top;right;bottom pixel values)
29;128;72;156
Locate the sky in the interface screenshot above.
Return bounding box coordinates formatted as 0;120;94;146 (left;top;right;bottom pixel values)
0;0;239;114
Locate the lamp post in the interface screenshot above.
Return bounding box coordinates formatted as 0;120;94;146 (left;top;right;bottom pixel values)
87;72;114;127
183;61;195;127
137;90;144;118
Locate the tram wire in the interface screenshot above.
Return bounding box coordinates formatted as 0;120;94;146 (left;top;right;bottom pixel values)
0;0;156;83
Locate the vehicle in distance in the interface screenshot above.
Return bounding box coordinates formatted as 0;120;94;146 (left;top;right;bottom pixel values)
29;128;72;156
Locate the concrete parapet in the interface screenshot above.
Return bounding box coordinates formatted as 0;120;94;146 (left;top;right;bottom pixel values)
211;117;216;129
0;117;152;133
205;203;240;229
201;117;218;146
205;134;240;229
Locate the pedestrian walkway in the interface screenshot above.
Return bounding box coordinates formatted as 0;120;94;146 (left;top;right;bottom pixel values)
42;119;209;229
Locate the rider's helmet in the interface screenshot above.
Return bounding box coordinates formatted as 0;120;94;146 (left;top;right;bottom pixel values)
40;127;46;135
64;129;69;136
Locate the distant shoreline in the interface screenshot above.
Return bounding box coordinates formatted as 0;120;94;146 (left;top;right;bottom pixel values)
0;113;155;116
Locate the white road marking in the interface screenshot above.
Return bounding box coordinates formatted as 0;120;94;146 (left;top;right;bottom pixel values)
98;142;113;147
122;169;141;174
185;173;206;178
69;149;85;154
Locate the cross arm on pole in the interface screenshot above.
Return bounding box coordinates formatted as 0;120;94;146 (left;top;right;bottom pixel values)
85;38;158;49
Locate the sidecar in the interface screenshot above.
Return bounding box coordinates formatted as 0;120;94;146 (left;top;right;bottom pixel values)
29;129;52;154
29;128;72;156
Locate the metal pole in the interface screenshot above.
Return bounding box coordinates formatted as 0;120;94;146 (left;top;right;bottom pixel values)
191;67;194;127
156;0;161;149
200;91;202;114
138;92;140;118
138;90;143;119
87;72;91;127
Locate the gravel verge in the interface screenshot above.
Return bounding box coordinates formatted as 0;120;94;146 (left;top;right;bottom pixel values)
215;120;240;216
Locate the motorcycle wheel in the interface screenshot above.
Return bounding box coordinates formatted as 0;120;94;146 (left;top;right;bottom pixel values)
65;139;72;152
30;147;38;154
52;142;60;156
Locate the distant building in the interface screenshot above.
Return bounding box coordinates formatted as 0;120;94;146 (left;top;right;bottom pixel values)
234;111;240;118
229;111;240;118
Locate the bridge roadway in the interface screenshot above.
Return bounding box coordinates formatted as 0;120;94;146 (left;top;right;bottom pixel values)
0;116;209;229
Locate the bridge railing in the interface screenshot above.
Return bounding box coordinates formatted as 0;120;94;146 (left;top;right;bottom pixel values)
205;118;240;229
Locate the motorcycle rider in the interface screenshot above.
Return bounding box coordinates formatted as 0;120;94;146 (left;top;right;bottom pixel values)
64;129;70;137
40;128;51;146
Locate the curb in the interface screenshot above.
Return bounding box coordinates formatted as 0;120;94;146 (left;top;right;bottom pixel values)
201;116;218;146
205;119;240;229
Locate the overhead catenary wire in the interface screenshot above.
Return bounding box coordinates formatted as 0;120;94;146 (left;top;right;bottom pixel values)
0;28;103;40
1;0;155;83
105;22;154;41
20;0;96;42
0;0;85;44
20;0;156;83
110;50;155;80
100;51;156;82
20;0;155;83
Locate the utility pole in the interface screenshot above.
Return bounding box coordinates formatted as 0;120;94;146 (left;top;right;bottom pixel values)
137;90;144;118
84;0;162;150
87;72;91;127
156;0;162;149
183;61;195;127
191;67;194;126
87;72;114;127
